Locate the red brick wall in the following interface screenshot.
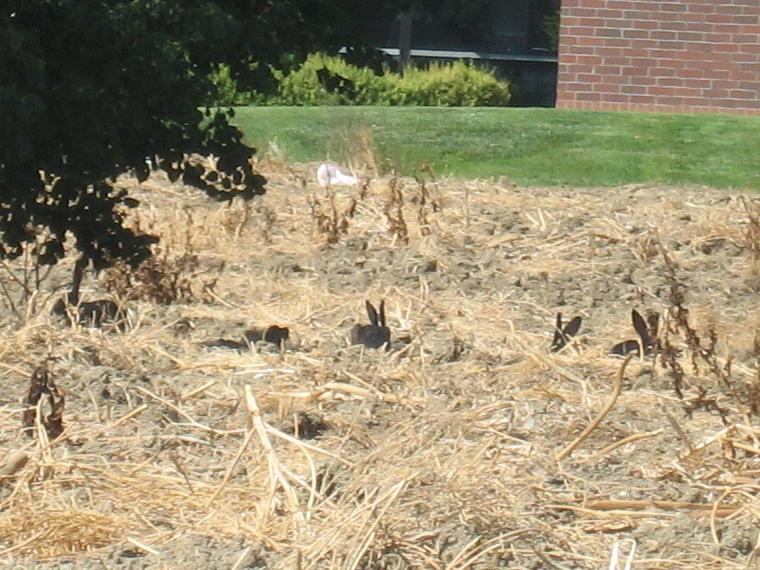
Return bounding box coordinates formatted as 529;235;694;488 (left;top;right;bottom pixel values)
556;1;760;114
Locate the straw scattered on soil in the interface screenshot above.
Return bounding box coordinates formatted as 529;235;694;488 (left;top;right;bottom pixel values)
1;160;760;569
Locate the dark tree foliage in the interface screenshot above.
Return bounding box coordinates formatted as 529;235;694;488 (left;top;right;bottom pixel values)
0;1;269;271
222;0;411;93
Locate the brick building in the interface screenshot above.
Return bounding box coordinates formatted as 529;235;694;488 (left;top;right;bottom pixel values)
556;1;760;114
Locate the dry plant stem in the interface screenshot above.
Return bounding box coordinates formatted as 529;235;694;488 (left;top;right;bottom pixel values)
347;480;407;570
731;441;760;455
709;486;752;547
207;428;255;507
144;345;185;366
244;384;302;522
556;353;632;461
587;499;738;512
685;424;744;457
0;529;50;557
550;499;741;519
169;452;194;494
264;380;425;407
34;398;52;458
203;288;238;309
0;361;29;377
608;539;637;570
532;546;575;570
548;503;736;520
264;423;353;467
445;535;482;569
315;380;422;406
662;406;694;453
710;488;731;547
300;482;406;568
453;534;527;569
179;379;217;401
464;186;471;229
126;537;160;556
0;277;21;321
134;385;241;435
243;422;330;514
231;546;253;570
107;404;148;429
590;428;664;461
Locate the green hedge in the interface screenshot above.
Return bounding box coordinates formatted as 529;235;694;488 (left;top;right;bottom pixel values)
393;61;511;106
272;53;510;107
274;54;394;105
207;64;266;106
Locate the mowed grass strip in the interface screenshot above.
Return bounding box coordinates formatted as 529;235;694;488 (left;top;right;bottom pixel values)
234;106;760;189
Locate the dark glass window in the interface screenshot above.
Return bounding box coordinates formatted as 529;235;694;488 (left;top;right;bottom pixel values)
355;1;560;55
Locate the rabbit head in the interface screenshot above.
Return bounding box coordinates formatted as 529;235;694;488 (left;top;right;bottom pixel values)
611;309;658;357
351;300;391;350
263;325;290;346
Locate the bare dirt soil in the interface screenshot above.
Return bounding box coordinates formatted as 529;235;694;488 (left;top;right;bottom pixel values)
1;162;760;569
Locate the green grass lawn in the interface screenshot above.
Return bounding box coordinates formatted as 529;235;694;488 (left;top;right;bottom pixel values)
233;106;760;189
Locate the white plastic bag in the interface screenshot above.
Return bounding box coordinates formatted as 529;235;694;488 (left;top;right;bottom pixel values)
316;163;359;187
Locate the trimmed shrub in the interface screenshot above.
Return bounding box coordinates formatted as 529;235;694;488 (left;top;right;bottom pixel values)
274;54;393;106
273;54;510;107
394;61;510;106
208;63;266;106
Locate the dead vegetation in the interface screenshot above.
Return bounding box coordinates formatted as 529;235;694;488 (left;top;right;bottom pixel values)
21;364;65;441
383;173;409;246
1;166;760;568
308;178;358;245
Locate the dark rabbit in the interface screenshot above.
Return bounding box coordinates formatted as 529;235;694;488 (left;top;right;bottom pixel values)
244;325;290;347
550;313;582;352
263;325;290;346
611;309;659;357
206;325;290;351
52;293;125;329
51;256;126;329
351;300;390;350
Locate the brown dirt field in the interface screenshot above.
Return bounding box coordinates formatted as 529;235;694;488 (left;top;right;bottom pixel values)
1;162;760;569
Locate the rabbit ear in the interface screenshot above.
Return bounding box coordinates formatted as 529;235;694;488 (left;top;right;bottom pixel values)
365;300;378;325
632;309;651;344
552;313;563;346
378;299;386;327
563;316;582;337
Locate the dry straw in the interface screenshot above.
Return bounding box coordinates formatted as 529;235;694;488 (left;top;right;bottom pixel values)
0;164;759;568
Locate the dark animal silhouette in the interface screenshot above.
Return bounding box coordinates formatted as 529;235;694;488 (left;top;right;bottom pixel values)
550;313;582;352
611;309;659;357
205;325;290;351
245;325;290;347
52;294;123;327
51;256;126;329
316;66;357;99
22;364;65;440
351;300;390;350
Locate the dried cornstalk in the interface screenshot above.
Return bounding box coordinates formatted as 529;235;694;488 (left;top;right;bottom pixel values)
556;354;632;461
